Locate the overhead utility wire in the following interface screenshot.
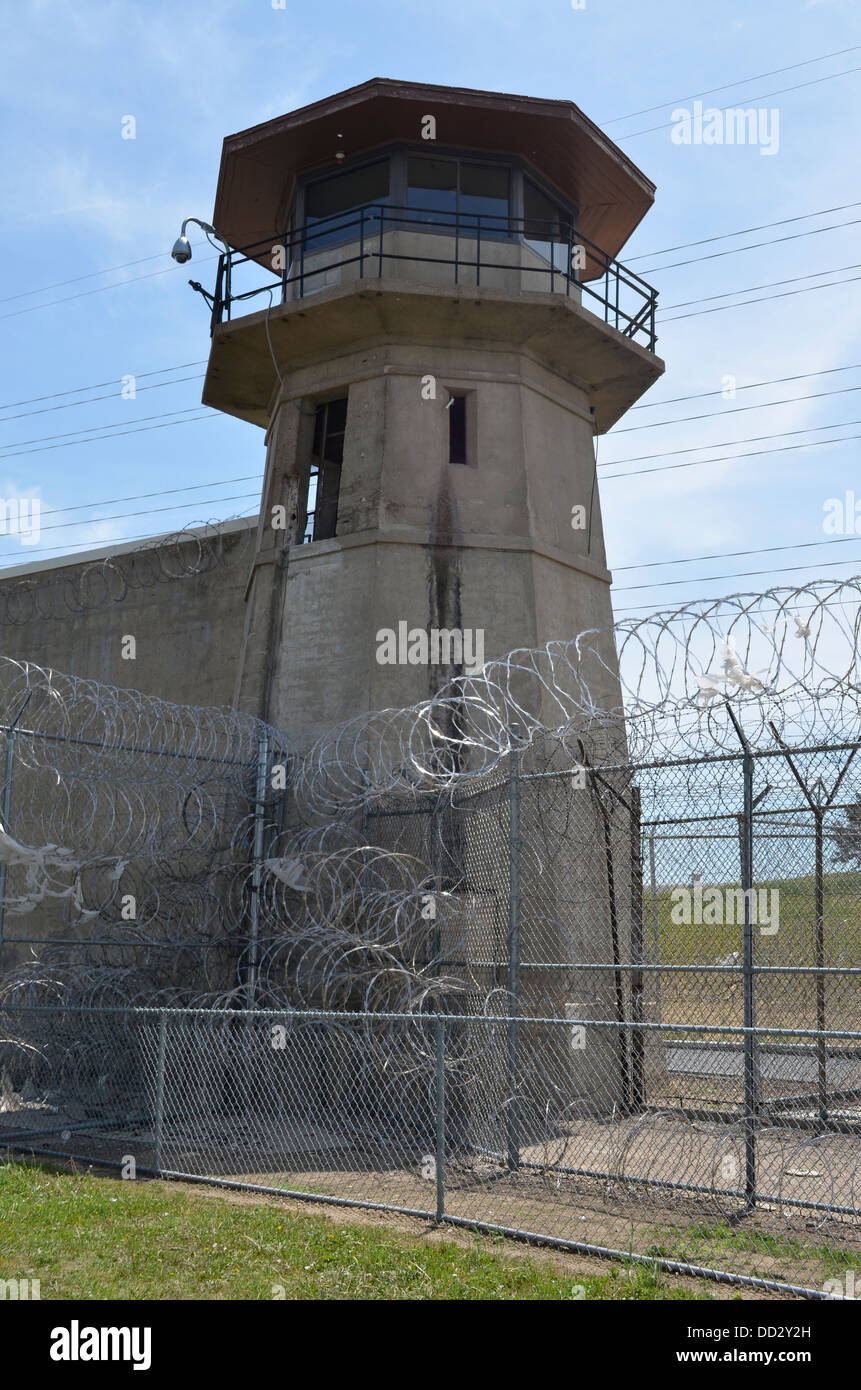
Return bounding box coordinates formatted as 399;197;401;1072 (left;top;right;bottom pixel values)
600;430;861;481
602;43;861;123
0;362;208;412
619;383;861;432
0;493;261;542
602;416;861;468
615;534;861;574
629;361;861;412
0;373;207;424
628;200;861;263
615;62;861;140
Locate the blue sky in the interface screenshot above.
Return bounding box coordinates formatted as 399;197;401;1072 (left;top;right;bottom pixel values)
1;0;860;621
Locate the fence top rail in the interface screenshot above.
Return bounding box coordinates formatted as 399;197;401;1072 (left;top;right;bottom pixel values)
5;1002;861;1040
629;737;861;778
357;737;861;818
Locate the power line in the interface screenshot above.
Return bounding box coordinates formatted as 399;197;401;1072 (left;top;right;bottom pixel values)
0;361;208;413
0;411;219;461
613;552;861;593
0;373;207;424
627;361;861;414
602;416;861;468
615;533;861;574
603;43;861;124
614;383;861;435
661;269;861;325
617;61;861;140
0;245;204;306
660;261;861;313
628;200;861;264
0;517;257;569
0;265;204;323
601;429;861;482
0;406;219;454
0;492;260;544
642;217;861;277
23;474;262;522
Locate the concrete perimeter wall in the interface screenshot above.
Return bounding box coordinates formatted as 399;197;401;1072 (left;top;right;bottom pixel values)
0;520;255;708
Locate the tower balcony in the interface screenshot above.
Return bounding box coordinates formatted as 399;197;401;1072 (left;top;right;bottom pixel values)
200;205;661;433
206;203;658;352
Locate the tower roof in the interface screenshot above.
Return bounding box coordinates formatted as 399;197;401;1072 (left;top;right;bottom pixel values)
213;77;655;260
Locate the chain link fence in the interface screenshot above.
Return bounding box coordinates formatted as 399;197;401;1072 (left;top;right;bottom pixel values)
3;727;861;1298
2;582;861;1297
2;998;859;1298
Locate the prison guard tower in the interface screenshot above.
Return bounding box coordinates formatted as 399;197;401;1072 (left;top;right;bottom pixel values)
200;79;665;1124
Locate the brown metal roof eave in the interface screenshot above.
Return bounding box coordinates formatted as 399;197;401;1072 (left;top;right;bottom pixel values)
217;78;654;192
212;79;655;246
221;77;653;191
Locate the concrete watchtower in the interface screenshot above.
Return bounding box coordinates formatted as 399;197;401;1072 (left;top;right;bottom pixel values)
196;78;664;743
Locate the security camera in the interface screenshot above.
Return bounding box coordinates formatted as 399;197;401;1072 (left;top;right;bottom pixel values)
170;217;228;265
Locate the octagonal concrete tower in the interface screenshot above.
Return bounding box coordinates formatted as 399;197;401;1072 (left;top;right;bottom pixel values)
201;79;664;743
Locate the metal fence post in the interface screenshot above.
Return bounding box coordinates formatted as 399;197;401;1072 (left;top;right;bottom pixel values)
434;1017;446;1222
431;794;444;970
507;722;521;1171
725;703;762;1209
0;692;32;948
153;1011;167;1177
247;733;269;1008
768;723;857;1133
582;745;631;1112
647;830;662;1023
630;785;645;1110
736;730;760;1206
741;738;759;1206
813;808;828;1125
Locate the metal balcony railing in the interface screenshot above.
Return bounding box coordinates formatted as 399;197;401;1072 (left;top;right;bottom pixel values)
200;204;659;352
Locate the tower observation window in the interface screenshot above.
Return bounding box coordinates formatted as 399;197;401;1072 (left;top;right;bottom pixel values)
305;160;390;250
448;393;468;465
304;397;347;542
407;157;509;237
523;178;574;272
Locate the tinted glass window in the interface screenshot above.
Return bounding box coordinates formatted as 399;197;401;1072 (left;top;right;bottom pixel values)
460;163;509;230
305;161;389;249
407;157;457;223
524;179;573;271
407;157;509;235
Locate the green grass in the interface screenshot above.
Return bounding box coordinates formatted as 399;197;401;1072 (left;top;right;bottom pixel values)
654;867;861;965
649;867;861;1031
0;1162;710;1300
644;1220;858;1290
